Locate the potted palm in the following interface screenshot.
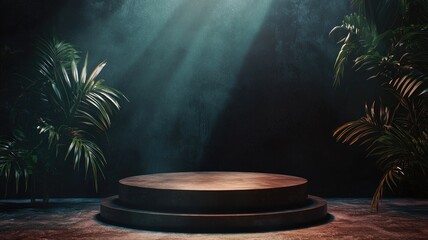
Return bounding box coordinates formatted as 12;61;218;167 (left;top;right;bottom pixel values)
0;38;127;202
330;0;428;210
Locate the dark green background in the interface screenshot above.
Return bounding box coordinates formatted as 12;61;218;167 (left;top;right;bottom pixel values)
1;0;382;197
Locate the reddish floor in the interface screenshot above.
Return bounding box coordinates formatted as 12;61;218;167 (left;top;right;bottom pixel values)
0;198;427;239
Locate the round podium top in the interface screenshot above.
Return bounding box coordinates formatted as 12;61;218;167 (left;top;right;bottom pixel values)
119;172;307;191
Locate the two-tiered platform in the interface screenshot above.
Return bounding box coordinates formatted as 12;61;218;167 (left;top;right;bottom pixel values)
99;172;327;232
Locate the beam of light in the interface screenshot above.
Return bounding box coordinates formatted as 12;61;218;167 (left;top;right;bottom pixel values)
140;0;273;171
59;0;273;172
60;0;184;81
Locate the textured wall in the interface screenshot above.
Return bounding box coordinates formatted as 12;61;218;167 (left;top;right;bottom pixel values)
2;0;381;197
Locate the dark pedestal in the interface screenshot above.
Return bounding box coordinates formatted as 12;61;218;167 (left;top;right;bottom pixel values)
99;172;327;232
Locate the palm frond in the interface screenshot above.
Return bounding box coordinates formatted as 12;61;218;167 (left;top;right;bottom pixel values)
1;37;127;196
87;60;107;83
63;56;126;133
55;50;126;190
371;166;404;211
371;126;428;169
37;119;59;150
334;101;391;147
36;38;79;114
388;71;427;98
368;125;427;211
333;0;428;212
330;13;378;85
332;32;356;85
37;38;79;75
65;137;106;191
0;138;31;194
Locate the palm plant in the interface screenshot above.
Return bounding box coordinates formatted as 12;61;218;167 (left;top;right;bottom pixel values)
331;0;428;210
0;38;126;200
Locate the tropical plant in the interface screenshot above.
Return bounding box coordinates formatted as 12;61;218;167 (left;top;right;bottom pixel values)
0;38;126;201
330;0;428;211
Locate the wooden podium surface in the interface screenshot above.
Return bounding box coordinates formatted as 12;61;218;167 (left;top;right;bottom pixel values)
100;172;327;232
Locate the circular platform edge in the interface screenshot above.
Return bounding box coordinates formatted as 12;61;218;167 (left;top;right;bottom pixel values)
99;195;328;233
118;172;308;213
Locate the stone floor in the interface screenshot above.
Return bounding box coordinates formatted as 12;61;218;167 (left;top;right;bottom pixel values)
0;198;427;240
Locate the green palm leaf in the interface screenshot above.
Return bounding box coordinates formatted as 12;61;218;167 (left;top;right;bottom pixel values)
36;38;79;114
330;13;378;85
65;137;106;191
332;1;428;211
34;38;127;192
0;139;32;194
63;56;126;132
370;126;428;211
371;126;428;169
1;37;126;196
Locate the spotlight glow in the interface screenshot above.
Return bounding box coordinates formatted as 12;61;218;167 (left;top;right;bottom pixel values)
60;0;273;171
